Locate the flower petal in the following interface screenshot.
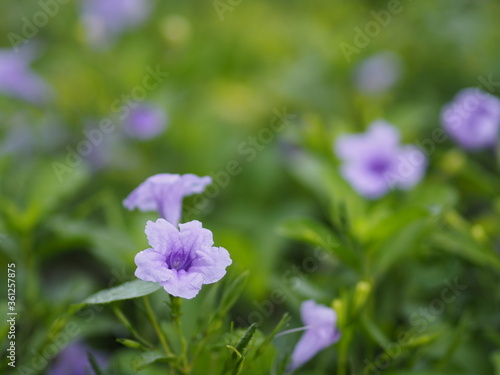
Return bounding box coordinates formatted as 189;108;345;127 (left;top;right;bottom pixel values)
134;249;173;282
160;270;204;299
340;164;390;199
179;220;214;252
189;246;232;284
394;145;427;189
145;219;182;255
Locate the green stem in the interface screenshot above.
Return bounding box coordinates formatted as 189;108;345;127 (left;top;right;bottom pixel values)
143;296;172;356
113;306;154;349
170;296;188;372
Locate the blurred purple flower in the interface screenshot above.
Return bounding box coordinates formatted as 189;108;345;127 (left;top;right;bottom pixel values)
441;88;500;150
81;0;151;48
123;103;168;140
335;121;427;199
289;300;340;371
354;51;402;95
135;219;232;299
0;48;52;104
123;173;212;226
48;342;106;375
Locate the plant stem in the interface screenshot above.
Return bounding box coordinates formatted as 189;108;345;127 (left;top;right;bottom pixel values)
113;306;154;349
170;296;189;372
143;296;173;356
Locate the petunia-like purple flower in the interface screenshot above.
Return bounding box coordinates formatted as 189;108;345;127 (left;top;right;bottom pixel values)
353;51;402;95
441;88;500;150
0;48;52;104
123;173;212;226
134;219;232;299
48;342;107;375
123;103;168;140
81;0;151;48
335;121;427;199
288;300;340;371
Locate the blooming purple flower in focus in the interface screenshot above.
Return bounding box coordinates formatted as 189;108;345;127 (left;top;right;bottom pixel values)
123;103;168;140
81;0;151;48
0;48;52;104
123;173;212;226
48;342;107;375
135;219;231;299
354;51;402;95
441;88;500;150
335;121;427;199
288;300;340;371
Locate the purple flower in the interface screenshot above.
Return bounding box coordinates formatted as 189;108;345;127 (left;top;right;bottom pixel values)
124;173;212;226
0;48;52;104
289;300;340;371
353;51;402;95
134;219;232;299
335;121;427;199
441;88;500;150
48;342;107;375
123;103;168;140
81;0;151;48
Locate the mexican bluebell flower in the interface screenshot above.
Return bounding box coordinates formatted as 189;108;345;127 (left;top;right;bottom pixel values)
0;48;52;104
335;121;427;199
81;0;151;48
441;88;500;150
134;219;232;299
289;300;340;371
353;51;402;95
124;173;212;225
48;342;107;375
123;103;168;140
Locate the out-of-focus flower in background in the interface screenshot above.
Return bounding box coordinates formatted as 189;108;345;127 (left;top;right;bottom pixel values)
48;341;107;375
134;219;232;299
0;48;53;104
288;300;340;371
441;88;500;150
81;0;151;48
335;121;427;199
353;51;403;96
123;103;169;140
123;173;212;226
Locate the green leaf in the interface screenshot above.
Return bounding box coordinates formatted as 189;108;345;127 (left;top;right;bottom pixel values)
432;230;500;271
279;217;360;270
491;350;500;375
279;217;337;249
234;323;258;358
87;352;105;375
370;219;430;275
361;315;391;348
116;338;147;350
217;271;249;319
253;313;290;358
75;280;162;308
131;350;175;372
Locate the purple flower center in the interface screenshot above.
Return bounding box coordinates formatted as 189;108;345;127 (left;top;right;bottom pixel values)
367;157;391;174
166;250;193;271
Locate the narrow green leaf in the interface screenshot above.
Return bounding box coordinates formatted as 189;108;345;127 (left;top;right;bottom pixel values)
75;279;162;307
234;323;258;358
433;230;500;271
491;350;500;375
131;351;175;372
116;338;147;350
279;217;360;270
253;313;291;358
217;271;249;319
371;219;429;275
87;352;105;375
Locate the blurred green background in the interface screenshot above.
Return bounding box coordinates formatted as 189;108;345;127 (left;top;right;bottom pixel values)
1;0;500;374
